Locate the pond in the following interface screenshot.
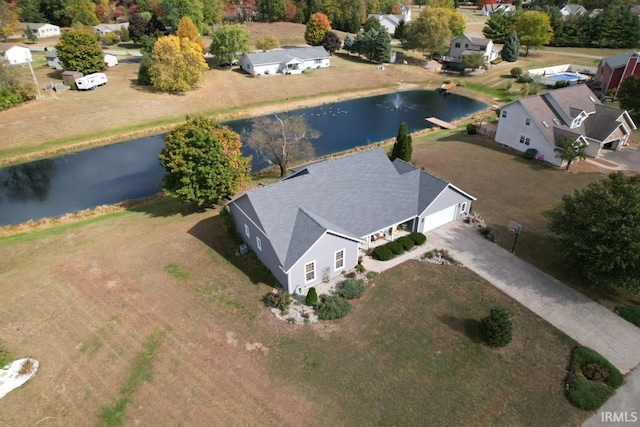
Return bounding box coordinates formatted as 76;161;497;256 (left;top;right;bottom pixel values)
0;90;487;226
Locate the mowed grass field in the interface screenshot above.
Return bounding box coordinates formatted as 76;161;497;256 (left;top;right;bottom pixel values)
0;197;587;426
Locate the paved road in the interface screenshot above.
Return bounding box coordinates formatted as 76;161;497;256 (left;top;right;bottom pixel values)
428;221;640;375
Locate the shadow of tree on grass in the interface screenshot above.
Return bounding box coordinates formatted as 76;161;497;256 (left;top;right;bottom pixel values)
438;314;482;344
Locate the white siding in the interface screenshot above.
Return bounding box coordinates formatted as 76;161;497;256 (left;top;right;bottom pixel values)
422;205;456;232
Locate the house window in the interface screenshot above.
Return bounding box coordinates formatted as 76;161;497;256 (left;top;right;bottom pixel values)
465;44;469;48
501;110;507;118
304;261;316;283
460;202;467;213
256;237;262;251
335;249;345;271
455;42;460;48
525;118;531;126
244;224;250;238
314;59;322;64
519;135;531;145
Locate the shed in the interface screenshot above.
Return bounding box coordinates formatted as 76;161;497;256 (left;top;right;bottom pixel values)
61;70;83;88
0;44;32;65
104;54;118;67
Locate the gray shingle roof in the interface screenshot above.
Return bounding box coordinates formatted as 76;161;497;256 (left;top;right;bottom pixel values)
230;149;468;271
602;51;640;70
242;46;330;67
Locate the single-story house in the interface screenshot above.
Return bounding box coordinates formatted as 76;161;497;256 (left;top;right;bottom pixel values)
19;22;60;38
0;43;32;65
227;148;475;294
368;5;411;34
239;46;330;76
494;85;636;166
442;33;499;70
481;4;516;16
93;23;129;36
560;4;588;19
594;51;640;98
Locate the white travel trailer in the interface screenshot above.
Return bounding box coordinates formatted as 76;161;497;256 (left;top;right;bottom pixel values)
75;73;108;90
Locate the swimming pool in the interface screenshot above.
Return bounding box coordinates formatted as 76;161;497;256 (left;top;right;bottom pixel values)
546;72;581;81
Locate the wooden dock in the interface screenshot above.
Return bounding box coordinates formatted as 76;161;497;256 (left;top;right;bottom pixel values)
440;82;457;91
426;117;456;129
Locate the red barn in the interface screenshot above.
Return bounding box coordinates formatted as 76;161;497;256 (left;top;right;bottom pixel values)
595;51;640;98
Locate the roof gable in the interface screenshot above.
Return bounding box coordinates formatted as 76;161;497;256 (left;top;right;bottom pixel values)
243;47;329;66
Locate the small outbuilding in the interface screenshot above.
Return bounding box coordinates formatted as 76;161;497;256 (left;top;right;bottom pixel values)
0;43;32;65
61;70;83;88
104;53;118;67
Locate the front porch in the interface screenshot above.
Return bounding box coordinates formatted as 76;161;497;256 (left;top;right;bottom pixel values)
358;218;415;257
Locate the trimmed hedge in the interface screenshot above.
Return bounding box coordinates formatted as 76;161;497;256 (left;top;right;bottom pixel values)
397;236;415;251
566;346;623;410
316;295;351;320
373;245;393;261
617;306;640;327
337;278;365;299
386;241;405;256
306;287;318;306
409;232;426;246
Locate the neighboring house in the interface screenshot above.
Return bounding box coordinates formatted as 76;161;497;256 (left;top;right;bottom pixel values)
495;85;636;166
481;4;516;16
93;23;129;36
0;43;32;65
368;5;411;34
19;22;61;38
442;33;499;70
227;148;475;294
560;4;588;19
239;46;330;76
595;51;640;98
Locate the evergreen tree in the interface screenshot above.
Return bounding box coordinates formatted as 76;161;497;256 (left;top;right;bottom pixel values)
372;29;391;62
479;308;513;347
482;9;516;44
501;32;520;62
390;122;412;162
137;53;154;85
257;0;286;22
17;0;45;23
363;15;381;32
394;19;405;40
343;33;354;53
306;287;318;306
25;26;37;44
161;0;204;31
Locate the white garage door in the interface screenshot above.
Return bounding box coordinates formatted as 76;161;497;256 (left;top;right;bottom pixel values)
422;205;456;233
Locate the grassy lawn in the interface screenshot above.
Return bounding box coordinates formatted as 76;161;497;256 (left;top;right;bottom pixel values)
0;197;588;425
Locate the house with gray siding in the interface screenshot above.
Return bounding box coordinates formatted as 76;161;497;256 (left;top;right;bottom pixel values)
495;85;636;166
239;46;330;76
227;148;475;294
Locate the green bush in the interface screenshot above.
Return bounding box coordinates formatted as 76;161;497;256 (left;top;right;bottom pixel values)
355;263;365;273
316;295;351;320
0;339;10;368
409;232;426;245
566;346;624;410
337;278;365;299
306;287;318;306
524;148;538;160
466;124;477;135
555;79;568;88
510;67;522;77
0;88;25;111
397;236;415;251
616;306;640;327
373;245;394;261
479;307;513;347
386;241;405;256
263;289;292;311
517;75;533;83
100;32;119;46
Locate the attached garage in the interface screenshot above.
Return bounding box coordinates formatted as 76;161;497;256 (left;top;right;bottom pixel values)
422;205;456;233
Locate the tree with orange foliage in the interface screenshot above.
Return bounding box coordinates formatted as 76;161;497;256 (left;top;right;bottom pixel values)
304;12;331;46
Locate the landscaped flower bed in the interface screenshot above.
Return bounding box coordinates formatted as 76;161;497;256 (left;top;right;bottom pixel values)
373;232;427;261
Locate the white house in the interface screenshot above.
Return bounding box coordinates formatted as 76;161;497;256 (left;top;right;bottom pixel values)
0;43;32;65
93;23;129;36
481;4;516;16
19;22;61;38
560;4;588;19
494;85;636;166
442;33;499;70
239;46;330;76
368;5;411;34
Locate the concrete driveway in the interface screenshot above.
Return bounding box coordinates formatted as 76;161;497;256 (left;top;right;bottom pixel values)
598;147;640;173
428;221;640;375
583;366;640;427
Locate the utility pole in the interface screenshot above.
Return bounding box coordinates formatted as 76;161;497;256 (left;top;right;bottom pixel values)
27;61;42;100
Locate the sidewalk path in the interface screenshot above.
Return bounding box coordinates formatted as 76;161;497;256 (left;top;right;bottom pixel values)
583;366;640;427
426;221;640;375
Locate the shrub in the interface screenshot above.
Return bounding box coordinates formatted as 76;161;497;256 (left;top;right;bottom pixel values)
517;75;533;83
616;306;640;327
306;287;318;306
555;79;567;88
373;245;394;261
397;236;415;251
479;226;492;236
479;307;513;347
100;32;119;46
566;346;623;410
355;263;366;273
510;67;522;77
409;232;426;245
466;124;477;135
524;148;538;160
18;359;35;375
316;295;351;320
366;271;378;280
263;289;292;311
386;241;405;256
337;278;365;299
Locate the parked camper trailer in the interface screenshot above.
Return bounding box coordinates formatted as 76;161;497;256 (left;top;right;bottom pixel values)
75;73;108;90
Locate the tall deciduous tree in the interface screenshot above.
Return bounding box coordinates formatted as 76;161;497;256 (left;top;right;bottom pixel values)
56;29;106;74
619;76;640;115
403;7;464;57
544;172;640;294
462;52;486;70
554;136;587;170
245;115;319;177
515;11;553;56
67;0;100;27
161;0;204;31
149;35;208;92
305;12;331;46
501;32;520;62
24;26;37;44
390;122;412;162
176;16;204;50
209;24;250;66
482;9;516;44
129;13;149;42
257;0;286;22
0;1;20;41
159;116;250;206
321;30;341;55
